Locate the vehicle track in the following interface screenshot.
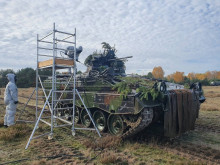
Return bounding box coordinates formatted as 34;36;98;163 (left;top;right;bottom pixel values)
122;108;153;138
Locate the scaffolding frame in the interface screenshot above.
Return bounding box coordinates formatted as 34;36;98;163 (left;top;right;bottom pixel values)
25;23;101;150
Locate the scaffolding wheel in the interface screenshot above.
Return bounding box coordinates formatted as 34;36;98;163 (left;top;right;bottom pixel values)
72;130;76;136
48;134;53;140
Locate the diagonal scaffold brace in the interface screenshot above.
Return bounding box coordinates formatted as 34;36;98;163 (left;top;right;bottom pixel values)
25;23;101;150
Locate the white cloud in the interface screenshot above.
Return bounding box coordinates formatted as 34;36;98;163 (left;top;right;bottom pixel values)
0;0;220;75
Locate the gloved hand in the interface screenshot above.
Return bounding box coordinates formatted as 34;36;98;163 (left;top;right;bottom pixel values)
14;101;18;104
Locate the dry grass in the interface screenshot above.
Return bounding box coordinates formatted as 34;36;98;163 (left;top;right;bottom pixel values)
200;86;220;111
31;159;51;165
0;88;44;108
204;91;220;98
0;123;31;142
99;151;118;164
83;135;122;150
0;86;219;164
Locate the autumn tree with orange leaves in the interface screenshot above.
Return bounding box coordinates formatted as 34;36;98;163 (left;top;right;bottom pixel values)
155;68;220;85
173;71;184;83
188;72;196;80
152;66;165;79
195;73;206;80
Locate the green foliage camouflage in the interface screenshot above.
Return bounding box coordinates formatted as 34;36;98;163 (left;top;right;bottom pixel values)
136;87;161;101
112;81;132;99
84;54;93;65
113;77;161;101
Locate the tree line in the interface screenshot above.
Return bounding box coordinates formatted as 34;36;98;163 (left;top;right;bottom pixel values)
1;67;219;88
0;68;51;88
146;66;220;85
0;68;82;88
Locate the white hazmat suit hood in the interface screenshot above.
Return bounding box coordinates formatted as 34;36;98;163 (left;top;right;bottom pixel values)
4;73;18;127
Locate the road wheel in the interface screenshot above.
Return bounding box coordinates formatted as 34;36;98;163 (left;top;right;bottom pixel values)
81;109;92;127
108;114;124;135
93;110;107;132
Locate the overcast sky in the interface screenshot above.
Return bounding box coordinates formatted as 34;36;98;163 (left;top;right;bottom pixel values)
0;0;220;75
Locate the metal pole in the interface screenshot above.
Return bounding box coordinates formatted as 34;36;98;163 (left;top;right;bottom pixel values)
39;31;53;41
25;90;52;149
16;88;36;123
54;37;57;125
50;22;56;138
54;75;73;109
39;77;52;113
76;89;101;137
36;34;39;122
72;28;76;135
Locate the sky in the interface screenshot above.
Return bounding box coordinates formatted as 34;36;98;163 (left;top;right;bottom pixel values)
0;0;220;75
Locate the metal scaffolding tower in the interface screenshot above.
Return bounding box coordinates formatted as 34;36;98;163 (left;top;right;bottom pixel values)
25;23;101;149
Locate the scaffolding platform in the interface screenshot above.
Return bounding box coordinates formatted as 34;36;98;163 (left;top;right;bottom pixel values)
25;23;101;150
38;58;74;69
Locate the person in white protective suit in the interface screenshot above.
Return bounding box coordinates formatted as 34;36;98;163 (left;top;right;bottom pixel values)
4;73;18;127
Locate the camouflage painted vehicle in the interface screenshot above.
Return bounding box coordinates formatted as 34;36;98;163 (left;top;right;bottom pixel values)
47;43;206;138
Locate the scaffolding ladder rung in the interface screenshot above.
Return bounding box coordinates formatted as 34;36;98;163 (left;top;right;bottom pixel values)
55;74;73;76
38;40;53;44
38;54;53;57
55;107;73;110
43;82;74;84
54;39;75;44
55;47;68;51
55;57;74;60
53;99;74;101
55;30;75;36
40;119;51;126
25;24;101;150
75;128;96;131
38;89;52;91
41;116;51;119
54;124;72;128
37;47;53;51
54;116;71;124
54;90;73;93
38;75;51;77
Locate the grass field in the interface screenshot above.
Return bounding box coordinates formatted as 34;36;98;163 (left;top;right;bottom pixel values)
0;86;219;164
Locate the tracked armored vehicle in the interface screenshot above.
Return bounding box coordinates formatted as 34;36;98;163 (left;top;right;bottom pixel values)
47;42;205;138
